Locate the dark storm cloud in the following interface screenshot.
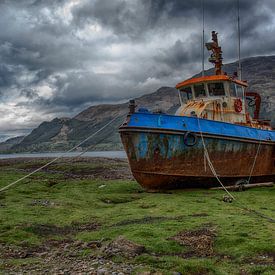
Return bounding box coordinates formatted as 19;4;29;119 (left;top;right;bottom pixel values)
72;0;271;41
0;0;274;133
71;0;275;71
154;36;202;70
20;88;38;99
0;64;18;88
72;0;148;39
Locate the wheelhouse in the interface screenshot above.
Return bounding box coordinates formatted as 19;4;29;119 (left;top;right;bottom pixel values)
176;75;248;104
173;31;271;130
175;75;251;125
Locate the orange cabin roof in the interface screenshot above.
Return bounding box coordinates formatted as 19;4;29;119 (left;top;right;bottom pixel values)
175;75;248;89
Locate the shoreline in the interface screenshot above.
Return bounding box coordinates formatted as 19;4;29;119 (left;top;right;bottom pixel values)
0;150;127;160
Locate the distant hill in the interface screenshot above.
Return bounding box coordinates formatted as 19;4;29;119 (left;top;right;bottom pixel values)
6;87;179;153
2;55;275;153
0;136;25;152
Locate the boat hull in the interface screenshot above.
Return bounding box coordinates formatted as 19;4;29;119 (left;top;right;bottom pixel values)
119;114;275;190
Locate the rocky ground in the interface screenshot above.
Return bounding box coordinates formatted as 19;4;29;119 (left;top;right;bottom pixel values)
0;228;233;274
1;230;273;274
0;237;145;274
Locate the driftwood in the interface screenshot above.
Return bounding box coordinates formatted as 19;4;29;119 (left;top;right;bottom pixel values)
210;182;274;191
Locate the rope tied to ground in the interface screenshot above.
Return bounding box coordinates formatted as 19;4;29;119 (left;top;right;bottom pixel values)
197;118;236;200
197;117;275;223
0;113;125;193
247;136;262;184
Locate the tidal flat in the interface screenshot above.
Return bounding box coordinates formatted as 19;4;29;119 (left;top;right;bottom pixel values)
0;157;274;274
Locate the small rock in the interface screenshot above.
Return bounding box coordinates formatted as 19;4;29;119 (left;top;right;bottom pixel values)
97;268;108;275
103;236;145;258
74;240;83;246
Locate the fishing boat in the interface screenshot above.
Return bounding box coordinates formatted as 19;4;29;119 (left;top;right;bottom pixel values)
119;31;275;190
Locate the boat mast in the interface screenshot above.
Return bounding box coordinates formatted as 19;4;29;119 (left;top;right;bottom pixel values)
205;31;223;75
237;0;242;80
201;0;205;77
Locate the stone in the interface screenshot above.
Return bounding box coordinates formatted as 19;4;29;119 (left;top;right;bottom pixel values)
103;236;145;258
97;268;108;275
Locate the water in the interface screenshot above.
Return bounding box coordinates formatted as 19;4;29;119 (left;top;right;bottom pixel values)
0;151;127;159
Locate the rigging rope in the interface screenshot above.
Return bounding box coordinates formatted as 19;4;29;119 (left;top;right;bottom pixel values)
0;113;125;193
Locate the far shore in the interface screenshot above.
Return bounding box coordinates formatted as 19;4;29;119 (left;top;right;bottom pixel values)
0;150;127;159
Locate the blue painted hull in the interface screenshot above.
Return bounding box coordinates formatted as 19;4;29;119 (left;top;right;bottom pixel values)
119;113;275;189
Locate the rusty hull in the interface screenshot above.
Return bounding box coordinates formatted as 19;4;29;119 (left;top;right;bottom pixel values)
120;129;275;190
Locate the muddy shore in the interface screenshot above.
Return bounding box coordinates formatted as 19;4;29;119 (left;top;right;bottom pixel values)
0;157;134;181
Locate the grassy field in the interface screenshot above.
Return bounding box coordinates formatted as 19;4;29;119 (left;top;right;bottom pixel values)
0;158;274;274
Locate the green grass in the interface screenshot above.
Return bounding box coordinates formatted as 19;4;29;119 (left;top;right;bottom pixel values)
0;160;274;274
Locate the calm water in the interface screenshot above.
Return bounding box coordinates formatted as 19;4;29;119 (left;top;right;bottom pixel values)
0;151;127;159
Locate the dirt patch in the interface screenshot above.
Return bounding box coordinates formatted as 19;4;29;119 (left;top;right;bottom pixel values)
0;238;103;260
138;203;157;209
0;243;43;259
243;252;275;266
169;227;216;257
189;213;209;217
29;199;58;207
0;239;139;274
100;195;141;204
102;236;145;258
24;222;100;237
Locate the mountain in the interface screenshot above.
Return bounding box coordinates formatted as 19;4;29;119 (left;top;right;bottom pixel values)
2;55;275;153
0;136;25;152
7;87;179;153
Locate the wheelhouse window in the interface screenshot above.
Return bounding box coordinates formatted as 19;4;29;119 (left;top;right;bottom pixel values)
180;86;192;103
208;82;225;96
194;83;206;98
236;85;244;98
229;82;244;98
229;82;237;96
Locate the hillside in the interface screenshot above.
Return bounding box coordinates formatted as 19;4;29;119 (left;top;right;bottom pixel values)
2;55;275;153
0;136;25;152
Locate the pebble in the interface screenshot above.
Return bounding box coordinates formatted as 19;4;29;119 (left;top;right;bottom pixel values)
1;241;137;275
97;268;108;274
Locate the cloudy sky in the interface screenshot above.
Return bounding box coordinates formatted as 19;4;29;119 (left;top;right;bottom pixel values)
0;0;275;140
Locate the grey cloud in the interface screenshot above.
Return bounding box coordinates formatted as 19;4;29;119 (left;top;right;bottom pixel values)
0;64;18;88
155;35;202;70
45;71;138;108
20;88;39;99
0;0;274;134
70;0;275;60
72;0;147;39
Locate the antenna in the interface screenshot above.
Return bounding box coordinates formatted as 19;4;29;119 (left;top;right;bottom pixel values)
201;0;205;77
237;0;242;80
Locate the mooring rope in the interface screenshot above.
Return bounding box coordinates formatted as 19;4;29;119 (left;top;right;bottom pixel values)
197;117;274;223
197;118;236;200
0;113;124;193
247;137;262;184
